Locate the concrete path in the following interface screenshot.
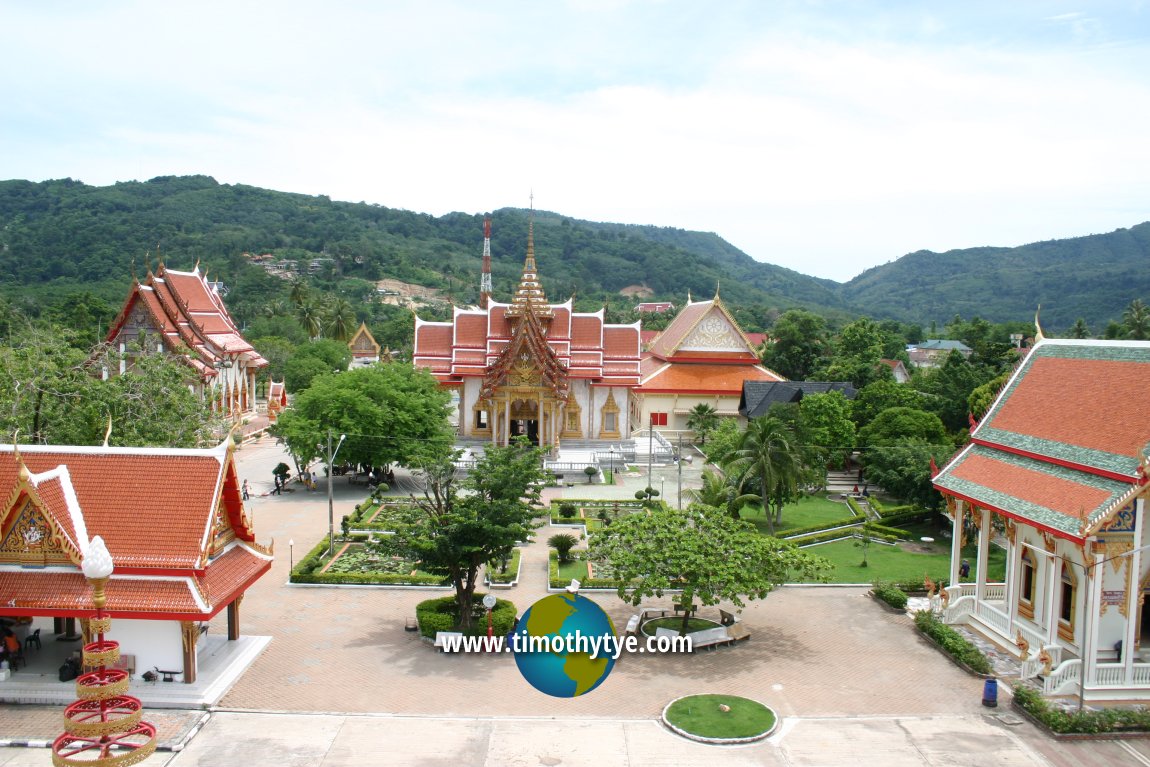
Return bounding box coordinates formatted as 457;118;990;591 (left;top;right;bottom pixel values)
4;436;1150;766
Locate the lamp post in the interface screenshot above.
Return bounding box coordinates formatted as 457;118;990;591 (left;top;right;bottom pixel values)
1067;540;1150;712
609;448;615;482
53;536;156;766
288;539;294;573
482;594;497;650
326;430;347;557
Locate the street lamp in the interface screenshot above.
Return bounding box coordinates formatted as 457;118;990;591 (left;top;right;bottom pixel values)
326;431;347;557
288;539;294;573
483;593;497;650
609;448;615;480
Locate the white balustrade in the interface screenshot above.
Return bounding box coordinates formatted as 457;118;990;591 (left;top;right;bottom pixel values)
974;601;1010;637
982;583;1006;601
1043;659;1081;695
1133;664;1150;686
1094;663;1126;687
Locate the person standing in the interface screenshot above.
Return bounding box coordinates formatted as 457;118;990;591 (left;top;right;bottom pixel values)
242;479;250;500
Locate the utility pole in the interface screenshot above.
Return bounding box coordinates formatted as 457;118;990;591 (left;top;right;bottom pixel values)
647;414;654;501
326;429;347;558
678;433;683;510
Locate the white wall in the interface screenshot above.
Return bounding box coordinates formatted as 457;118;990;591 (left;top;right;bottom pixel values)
108;619;184;677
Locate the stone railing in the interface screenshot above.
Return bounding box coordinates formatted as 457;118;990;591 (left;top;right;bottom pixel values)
1043;658;1081;695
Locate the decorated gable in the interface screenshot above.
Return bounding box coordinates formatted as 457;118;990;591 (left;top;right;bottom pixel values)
0;496;74;567
679;307;752;353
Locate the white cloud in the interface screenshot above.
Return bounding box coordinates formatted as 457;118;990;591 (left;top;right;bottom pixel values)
2;2;1148;283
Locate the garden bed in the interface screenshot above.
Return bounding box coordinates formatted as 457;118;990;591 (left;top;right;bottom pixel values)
290;536;450;586
662;694;778;744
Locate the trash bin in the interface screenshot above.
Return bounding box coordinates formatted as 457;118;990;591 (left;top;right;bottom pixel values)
982;677;998;708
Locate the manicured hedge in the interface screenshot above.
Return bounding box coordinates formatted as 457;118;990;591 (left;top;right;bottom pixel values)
874;508;933;526
486;548;522;584
845;496;866;518
293;571;448;586
780;517;860;540
913;610;992;674
416;594;518;638
548;550;625;590
868;498;915;516
863;521;911;540
871;581;908;610
1012;686;1150;734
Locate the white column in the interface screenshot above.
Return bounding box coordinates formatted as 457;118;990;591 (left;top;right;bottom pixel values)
976;507;991;602
1084;547;1104;689
1124;547;1141;684
1004;526;1017;638
1045;548;1060;645
949;500;964;587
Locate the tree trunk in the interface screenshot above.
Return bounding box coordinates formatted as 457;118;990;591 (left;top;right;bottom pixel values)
679;606;692;637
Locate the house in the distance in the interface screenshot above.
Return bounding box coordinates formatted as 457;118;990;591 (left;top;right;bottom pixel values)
907;340;972;369
738;381;857;420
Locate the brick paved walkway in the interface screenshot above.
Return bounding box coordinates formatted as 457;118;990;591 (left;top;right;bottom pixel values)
5;438;1148;765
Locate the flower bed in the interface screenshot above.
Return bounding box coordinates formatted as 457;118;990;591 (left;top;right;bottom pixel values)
289;536;449;586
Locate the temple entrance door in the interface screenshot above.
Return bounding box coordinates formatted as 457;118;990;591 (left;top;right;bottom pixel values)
1140;592;1150;650
526;419;539;443
508;419;539;442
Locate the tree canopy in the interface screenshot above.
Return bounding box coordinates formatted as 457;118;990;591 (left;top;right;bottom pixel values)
273;363;454;470
591;504;831;634
385;439;550;630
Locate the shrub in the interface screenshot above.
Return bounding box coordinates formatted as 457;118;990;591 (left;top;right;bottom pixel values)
548;533;579;563
863;521;911;540
415;594;517;639
1012;686;1150;734
913;610;992;674
871;581;908;610
558;503;577;519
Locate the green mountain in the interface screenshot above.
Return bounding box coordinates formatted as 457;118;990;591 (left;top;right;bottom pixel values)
0;175;1146;333
838;223;1150;331
0;176;851;327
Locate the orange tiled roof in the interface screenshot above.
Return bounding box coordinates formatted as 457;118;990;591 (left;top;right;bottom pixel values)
935;339;1150;539
638;362;783;394
2;442;240;570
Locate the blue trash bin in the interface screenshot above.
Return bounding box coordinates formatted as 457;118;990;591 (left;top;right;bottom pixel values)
982;677;998;708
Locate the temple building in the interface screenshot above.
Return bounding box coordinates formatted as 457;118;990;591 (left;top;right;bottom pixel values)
347;322;382;368
103;263;268;421
413;218;642;448
0;439;272;694
633;294;785;435
933;338;1150;703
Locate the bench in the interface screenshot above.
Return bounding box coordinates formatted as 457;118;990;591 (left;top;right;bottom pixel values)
656;626;733;651
154;667;181;682
434;631;463;652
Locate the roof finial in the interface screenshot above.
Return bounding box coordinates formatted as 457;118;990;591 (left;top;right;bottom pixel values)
194;258;201;274
102;413;113;448
1034;305;1045;343
715;281;720;300
12;429;30;482
687;289;692;304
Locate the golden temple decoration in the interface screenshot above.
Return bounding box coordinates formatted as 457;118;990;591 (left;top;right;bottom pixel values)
1038;647;1053;676
1015;631;1030;661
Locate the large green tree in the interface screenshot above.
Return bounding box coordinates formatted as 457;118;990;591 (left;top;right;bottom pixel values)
859;407;951;507
273;363;453;471
1;325;218;447
799;391;856;470
822;317;891;389
387;439;549;630
1124;298;1149;340
590;504;831;635
762;309;828;380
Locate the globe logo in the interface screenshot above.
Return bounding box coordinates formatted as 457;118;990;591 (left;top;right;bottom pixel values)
512;593;617;697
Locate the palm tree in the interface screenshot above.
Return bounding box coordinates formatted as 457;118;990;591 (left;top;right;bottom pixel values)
296;301;323;341
688;468;748;520
326;298;357;342
727;415;805;535
1068;318;1091;339
289;278;310;308
685;403;719;445
1124;299;1149;340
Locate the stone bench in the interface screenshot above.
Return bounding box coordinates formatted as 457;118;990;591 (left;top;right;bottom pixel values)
655;626;733;651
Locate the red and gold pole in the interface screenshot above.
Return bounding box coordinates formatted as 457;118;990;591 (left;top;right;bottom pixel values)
52;536;156;767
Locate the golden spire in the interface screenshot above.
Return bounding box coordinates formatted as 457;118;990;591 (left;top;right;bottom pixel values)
506;199;552;318
102;414;113;448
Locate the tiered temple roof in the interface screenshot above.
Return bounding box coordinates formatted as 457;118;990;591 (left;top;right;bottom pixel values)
0;441;271;620
105;264;268;380
934;339;1150;542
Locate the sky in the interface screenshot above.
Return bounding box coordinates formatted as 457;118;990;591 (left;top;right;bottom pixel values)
3;1;1149;283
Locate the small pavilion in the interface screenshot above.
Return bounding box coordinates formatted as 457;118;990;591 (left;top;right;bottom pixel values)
0;439;272;689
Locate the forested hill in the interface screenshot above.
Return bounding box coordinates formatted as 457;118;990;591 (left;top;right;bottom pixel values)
0;176;851;321
0;176;1145;332
838;223;1150;330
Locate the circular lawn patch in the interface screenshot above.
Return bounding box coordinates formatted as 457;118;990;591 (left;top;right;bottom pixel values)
662;694;777;744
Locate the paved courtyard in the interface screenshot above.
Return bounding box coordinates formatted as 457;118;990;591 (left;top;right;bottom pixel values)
4;436;1150;765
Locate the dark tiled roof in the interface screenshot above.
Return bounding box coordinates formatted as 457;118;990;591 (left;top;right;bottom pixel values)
738;381;858;419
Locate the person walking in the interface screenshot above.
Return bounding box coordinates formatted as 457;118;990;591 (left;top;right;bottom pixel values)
242;479;250;500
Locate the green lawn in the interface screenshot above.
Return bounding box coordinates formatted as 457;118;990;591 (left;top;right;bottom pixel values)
796;538;1008;584
737;495;855;535
642;617;717;636
557;557;589;582
664;694;776;740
